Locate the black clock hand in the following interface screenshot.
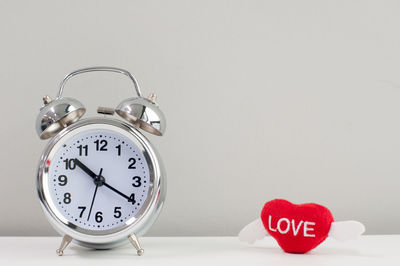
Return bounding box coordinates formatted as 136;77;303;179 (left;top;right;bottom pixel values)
74;158;97;179
102;182;132;202
74;158;135;204
87;168;103;221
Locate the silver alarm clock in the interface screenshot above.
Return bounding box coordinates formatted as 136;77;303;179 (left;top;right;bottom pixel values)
35;67;166;256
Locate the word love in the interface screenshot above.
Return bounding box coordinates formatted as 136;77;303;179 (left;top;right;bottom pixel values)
267;215;316;237
260;199;334;253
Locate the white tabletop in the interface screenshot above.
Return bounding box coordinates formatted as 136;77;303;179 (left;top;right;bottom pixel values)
0;236;398;265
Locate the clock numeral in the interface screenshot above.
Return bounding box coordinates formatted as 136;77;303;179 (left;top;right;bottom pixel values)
77;144;88;156
95;211;103;223
78;206;86;218
132;176;142;187
115;145;121;156
113;207;122;218
94;139;108;151
58;175;68;186
128;193;136;205
63;192;71;204
63;159;76;170
128;158;136;169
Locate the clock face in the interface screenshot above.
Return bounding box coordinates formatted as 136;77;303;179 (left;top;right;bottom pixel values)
44;125;152;231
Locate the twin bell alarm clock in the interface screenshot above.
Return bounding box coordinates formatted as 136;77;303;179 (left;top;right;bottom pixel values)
35;67;166;256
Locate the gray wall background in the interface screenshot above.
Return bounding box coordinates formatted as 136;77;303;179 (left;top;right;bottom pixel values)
0;0;399;236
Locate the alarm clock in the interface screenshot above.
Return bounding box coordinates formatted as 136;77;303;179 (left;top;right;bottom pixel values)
35;67;166;256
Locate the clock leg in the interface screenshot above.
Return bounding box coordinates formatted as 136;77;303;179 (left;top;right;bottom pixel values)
128;234;144;256
56;235;72;256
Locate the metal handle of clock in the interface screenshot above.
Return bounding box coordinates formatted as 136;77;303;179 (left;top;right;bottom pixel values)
56;66;142;99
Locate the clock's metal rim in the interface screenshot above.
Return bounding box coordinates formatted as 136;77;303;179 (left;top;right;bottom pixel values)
37;117;166;248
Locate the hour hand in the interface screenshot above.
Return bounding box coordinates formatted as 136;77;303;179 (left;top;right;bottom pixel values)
74;158;97;179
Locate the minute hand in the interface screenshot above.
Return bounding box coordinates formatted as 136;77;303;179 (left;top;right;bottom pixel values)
102;183;131;202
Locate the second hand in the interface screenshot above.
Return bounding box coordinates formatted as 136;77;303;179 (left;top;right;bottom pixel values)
87;168;103;221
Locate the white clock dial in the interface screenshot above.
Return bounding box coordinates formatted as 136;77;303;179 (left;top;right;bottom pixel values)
46;128;151;231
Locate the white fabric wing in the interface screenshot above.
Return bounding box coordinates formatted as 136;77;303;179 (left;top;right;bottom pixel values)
328;220;365;241
238;218;268;244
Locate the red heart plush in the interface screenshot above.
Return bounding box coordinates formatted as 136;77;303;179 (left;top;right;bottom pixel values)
261;199;334;253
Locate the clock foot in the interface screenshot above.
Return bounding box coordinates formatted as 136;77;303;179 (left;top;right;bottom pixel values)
128;234;144;256
56;235;72;256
